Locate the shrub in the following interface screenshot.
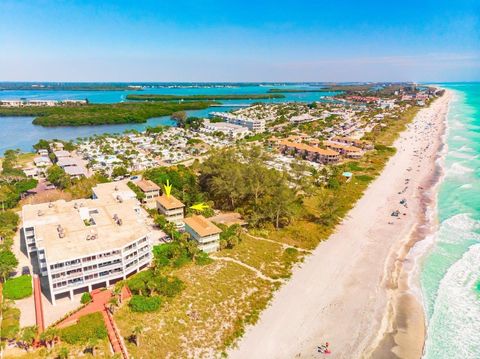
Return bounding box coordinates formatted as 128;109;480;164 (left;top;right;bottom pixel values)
129;295;162;312
58;312;107;344
195;251;213;266
284;247;298;256
127;270;184;298
80;292;92;304
155;277;184;298
3;275;32;300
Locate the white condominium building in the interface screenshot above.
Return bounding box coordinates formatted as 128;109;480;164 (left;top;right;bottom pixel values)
202;119;250;138
210;112;266;133
22;181;153;305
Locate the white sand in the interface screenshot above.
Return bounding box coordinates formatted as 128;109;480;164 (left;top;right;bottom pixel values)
230;92;451;359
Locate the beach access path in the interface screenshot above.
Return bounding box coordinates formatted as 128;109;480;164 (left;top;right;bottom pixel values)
229;92;451;359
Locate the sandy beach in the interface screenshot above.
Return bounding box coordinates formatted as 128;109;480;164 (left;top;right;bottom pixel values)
230;91;452;359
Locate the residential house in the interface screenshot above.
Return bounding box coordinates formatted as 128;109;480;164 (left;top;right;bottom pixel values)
184;215;222;253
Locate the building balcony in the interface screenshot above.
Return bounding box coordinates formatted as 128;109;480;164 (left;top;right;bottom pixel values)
50;262;81;274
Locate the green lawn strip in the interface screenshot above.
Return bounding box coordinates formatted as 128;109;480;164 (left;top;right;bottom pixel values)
3;275;32;300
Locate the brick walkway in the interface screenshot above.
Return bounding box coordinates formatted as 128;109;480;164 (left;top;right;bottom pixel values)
56;289;112;328
55;287;131;358
33;275;45;334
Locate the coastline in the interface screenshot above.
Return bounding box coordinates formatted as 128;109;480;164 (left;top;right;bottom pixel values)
366;89;451;359
230;91;452;359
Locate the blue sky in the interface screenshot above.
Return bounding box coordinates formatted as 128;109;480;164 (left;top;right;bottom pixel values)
0;0;479;82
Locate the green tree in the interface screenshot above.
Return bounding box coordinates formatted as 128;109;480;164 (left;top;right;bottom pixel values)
33;139;50;151
132;325;144;347
20;326;37;351
46;165;70;189
0;250;18;281
171;111;187;127
112;166;128;178
40;327;58;349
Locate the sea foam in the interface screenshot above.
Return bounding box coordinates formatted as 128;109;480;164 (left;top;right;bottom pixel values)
424;244;480;359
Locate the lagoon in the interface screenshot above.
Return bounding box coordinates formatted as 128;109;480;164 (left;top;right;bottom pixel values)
0;84;337;154
0;106;240;154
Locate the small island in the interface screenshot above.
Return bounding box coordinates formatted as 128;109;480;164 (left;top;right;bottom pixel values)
0;101;215;126
126;93;285;101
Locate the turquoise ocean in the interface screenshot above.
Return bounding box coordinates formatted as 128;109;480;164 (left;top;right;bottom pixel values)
421;83;480;358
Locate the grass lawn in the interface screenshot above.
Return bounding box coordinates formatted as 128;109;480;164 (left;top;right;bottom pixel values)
219;234;304;278
115;260;275;358
3;275;32;300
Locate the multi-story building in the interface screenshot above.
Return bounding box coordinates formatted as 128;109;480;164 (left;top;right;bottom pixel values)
156;194;185;226
184;215;222;253
210;112;266;133
201;119;250;138
21;181;152;305
279;140;340;164
136;179;160;205
323;141;364;159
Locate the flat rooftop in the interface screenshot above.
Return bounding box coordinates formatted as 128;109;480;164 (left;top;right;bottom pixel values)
22;194;150;263
92;180;137;203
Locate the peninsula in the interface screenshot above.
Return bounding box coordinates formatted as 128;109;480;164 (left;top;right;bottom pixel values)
0;101;215;126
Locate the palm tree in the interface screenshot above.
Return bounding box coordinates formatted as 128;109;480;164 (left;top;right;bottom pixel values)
164;222;176;240
108;297;118;314
40;327;57;349
132;325;144;347
113;285;122;304
20;326;37;352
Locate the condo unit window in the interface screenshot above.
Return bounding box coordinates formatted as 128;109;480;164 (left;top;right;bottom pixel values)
82;255;97;262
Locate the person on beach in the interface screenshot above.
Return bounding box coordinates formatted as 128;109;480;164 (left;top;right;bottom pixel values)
317;342;331;354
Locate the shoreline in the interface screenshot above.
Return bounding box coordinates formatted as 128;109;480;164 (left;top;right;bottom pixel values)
366;89;451;358
230;91;452;359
